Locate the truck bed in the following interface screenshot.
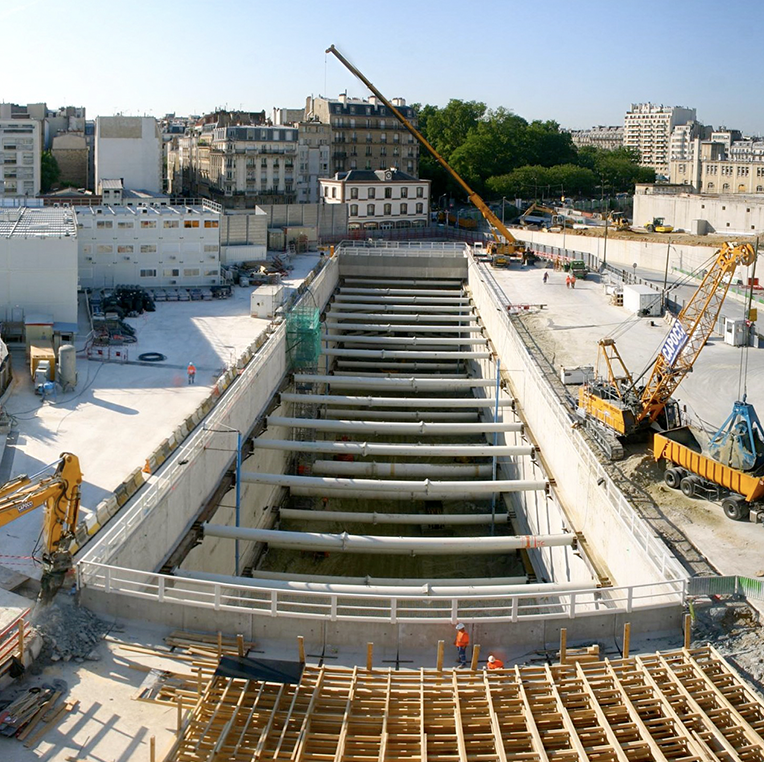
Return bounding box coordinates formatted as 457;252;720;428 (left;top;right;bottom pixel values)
653;427;764;502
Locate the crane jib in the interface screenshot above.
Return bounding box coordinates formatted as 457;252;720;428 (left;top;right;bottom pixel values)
660;320;689;367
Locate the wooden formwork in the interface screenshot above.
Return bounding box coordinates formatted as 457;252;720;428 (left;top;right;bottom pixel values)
156;643;764;762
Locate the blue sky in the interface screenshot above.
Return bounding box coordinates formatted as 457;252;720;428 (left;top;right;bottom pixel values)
2;0;763;134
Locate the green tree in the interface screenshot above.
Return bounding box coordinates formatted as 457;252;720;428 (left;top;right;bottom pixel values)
487;165;552;198
40;151;61;193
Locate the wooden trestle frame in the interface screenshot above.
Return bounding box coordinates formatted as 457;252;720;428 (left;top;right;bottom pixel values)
160;644;764;762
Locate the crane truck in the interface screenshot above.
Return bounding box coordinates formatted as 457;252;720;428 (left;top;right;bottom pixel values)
325;44;528;267
578;241;756;459
0;453;82;602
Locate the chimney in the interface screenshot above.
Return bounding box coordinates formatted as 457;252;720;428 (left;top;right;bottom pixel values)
391;97;406;107
338;93;348;104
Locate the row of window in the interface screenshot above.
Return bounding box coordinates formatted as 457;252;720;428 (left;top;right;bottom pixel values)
349;202;424;216
326;186;425;200
83;244;218;254
136;268;218;278
93;219;218;229
705;182;764;192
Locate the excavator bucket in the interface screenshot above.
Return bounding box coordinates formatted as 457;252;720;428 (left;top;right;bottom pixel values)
39;570;67;605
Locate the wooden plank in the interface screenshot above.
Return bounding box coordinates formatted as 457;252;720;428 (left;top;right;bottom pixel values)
436;639;444;671
470;644;480;672
290;667;325;762
367;642;373;672
332;666;358;762
482;672;508;762
451;671;469;762
376;671;392;762
622;622;630;659
514;665;550;762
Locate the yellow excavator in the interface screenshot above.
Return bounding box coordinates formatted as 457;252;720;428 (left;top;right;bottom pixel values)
0;453;82;602
326;45;528;265
579;242;756;458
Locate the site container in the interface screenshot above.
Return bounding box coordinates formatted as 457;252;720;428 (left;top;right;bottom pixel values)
29;340;56;381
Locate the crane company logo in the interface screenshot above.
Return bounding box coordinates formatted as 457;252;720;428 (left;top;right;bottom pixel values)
661;320;688;366
17;500;33;513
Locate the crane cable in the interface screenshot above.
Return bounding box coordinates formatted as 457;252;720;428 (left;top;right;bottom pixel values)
738;238;758;401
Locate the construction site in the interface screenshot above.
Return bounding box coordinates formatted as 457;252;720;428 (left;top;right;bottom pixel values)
2;50;764;762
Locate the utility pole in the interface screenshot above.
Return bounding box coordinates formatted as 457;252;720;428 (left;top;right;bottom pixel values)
602;216;609;270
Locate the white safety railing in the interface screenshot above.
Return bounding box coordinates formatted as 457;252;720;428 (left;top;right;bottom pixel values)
336;240;467;252
468;256;687;583
77;561;685;624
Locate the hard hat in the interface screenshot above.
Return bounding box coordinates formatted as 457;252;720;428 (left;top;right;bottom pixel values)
455;623;465;630
488;655;495;663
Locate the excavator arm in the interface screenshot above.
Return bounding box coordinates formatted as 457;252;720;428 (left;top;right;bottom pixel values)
637;242;756;423
0;453;82;602
325;45;524;256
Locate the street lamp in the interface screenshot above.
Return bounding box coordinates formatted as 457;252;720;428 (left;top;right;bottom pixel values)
501;196;507;226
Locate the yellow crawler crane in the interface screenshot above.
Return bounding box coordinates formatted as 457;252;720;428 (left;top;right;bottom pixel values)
326;44;527;264
0;452;82;602
579;241;756;458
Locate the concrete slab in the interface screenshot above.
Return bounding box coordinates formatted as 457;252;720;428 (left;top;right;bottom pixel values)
488;260;764;580
0;254;320;580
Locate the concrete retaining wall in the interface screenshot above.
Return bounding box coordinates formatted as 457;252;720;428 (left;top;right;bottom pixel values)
467;258;683;590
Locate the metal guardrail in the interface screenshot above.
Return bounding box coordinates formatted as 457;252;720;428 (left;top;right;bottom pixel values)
77;561;685;624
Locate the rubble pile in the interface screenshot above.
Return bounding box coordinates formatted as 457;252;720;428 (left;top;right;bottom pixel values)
32;601;110;664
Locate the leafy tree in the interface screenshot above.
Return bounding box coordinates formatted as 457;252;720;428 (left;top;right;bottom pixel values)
40;151;61;193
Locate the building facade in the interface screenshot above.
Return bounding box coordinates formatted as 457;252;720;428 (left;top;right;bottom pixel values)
319;168;430;231
623;103;696;176
306;95;420;177
0;120;41;199
95;116;162;193
0;206;78;323
75;199;221;289
51;131;88;188
296;122;331;203
568;126;623;151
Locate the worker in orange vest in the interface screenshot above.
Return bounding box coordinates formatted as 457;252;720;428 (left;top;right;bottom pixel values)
486;654;504;670
187;362;196;385
454;623;469;667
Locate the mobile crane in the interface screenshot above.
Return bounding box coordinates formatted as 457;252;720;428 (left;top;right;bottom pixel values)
325;44;527;264
578;241;756;459
0;453;82;602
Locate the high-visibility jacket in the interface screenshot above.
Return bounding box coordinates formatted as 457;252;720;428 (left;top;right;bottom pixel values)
487;658;504;670
455;630;469;648
188;364;196;374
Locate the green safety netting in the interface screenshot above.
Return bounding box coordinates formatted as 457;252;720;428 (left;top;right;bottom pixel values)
286;307;321;369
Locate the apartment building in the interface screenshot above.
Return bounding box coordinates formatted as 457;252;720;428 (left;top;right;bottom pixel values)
568;125;623;151
0;103;85;150
0;120;41;198
296;122;330;203
306;95;420;177
95;116;162;193
624;103;696;176
75;199;221;289
320;168;430;231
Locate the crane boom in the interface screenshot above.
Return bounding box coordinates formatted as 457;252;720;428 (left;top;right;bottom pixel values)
637;241;756;423
325;44;524;256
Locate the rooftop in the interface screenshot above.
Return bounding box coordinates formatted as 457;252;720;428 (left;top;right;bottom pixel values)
0;207;76;239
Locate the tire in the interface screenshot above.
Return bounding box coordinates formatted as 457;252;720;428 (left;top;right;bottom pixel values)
722;496;748;522
664;468;681;489
138;352;166;362
680;476;696;498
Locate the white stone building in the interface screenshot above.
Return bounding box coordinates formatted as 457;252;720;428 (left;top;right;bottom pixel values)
568;125;623;151
319;168;430;231
75;199;221;289
0;206;78;324
624;104;696;176
207;125;298;202
0;120;41;199
95;116;162;193
296;122;331;203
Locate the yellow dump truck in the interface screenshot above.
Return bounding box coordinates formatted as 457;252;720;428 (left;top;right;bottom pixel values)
653;427;764;522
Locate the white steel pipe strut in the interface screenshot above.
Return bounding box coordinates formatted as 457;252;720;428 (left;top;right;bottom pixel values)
323;334;488;346
340;288;466;296
265;417;522;434
239;472;546;494
202;524;574;554
242;570;528;587
323;348;491;360
293;374;498;389
172;570;593;597
342;278;462;287
252;440;534;458
310;461;492;478
334;362;463;371
325;322;484;332
334;294;470;304
323;410;479;422
280;394;513;408
280;508;505;524
329;303;472;313
328;312;478;322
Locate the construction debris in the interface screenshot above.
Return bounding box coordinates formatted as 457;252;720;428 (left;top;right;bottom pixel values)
31;600;110;664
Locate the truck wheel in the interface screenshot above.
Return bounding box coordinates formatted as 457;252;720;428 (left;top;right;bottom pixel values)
680;476;697;498
721;496;748;522
664;468;681;489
